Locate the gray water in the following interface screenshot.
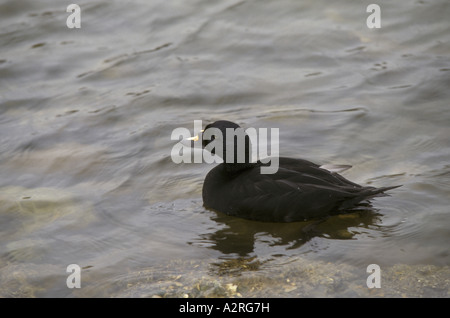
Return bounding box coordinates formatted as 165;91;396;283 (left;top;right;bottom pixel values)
1;0;449;297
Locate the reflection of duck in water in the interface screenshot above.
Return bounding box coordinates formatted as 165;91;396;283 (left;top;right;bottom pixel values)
195;120;401;223
197;208;382;258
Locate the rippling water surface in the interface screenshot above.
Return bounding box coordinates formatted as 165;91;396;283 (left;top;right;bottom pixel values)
1;0;449;297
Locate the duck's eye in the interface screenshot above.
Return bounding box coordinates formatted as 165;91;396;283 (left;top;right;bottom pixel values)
211;135;216;141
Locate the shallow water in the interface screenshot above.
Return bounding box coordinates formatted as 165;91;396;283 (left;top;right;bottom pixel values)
1;0;449;297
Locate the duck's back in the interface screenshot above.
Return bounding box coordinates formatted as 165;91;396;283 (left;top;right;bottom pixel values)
202;157;396;222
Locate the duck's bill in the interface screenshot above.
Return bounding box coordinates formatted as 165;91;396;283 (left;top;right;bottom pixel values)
185;129;204;141
186;135;199;141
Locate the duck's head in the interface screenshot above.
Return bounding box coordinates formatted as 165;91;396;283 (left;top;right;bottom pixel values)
199;120;253;169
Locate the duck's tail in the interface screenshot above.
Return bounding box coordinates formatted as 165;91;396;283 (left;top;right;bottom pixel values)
366;184;402;198
340;184;402;210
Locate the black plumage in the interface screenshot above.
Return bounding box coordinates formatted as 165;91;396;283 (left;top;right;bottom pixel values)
200;120;400;222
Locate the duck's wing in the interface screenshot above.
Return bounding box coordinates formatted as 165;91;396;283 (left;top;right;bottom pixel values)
319;164;352;173
274;158;361;189
232;168;366;222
